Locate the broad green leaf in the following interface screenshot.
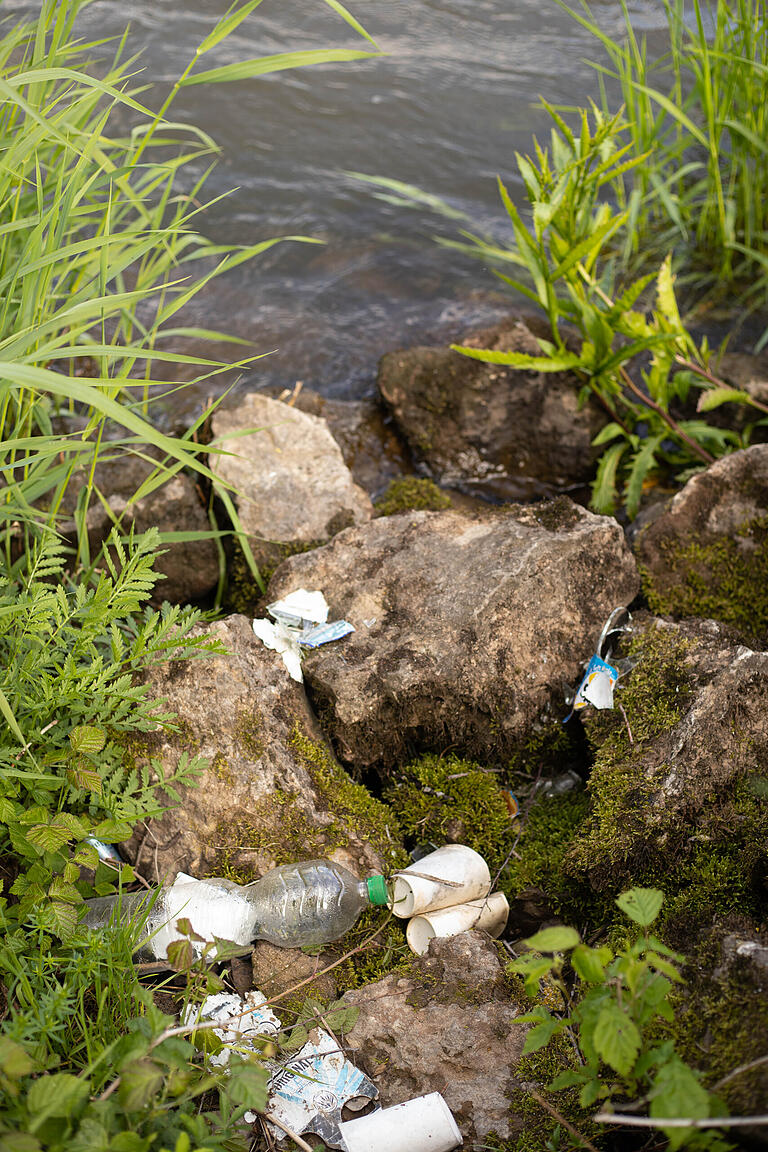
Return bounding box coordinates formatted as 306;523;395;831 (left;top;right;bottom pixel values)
47;901;79;941
697;386;753;412
616;887;664;927
118;1059;165;1112
650;1057;710;1151
69;725;106;755
525;925;580;952
167;939;195;972
593;1000;641;1077
27;1073;89;1128
227;1059;270;1111
591;421;625;447
571;944;611;983
27;823;73;853
0;1037;35;1079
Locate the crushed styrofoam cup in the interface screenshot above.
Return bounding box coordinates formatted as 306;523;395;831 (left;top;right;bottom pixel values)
391;845;491;919
406;891;509;955
339;1091;462;1152
182;990;280;1067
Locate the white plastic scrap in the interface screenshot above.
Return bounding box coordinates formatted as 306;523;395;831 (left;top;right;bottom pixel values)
267;1027;378;1148
573;654;618;711
182;991;280;1069
150;873;256;961
186;994;378;1147
252;588;355;682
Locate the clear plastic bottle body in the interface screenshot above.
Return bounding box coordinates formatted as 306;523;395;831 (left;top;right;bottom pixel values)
80;860;374;957
245;858;370;948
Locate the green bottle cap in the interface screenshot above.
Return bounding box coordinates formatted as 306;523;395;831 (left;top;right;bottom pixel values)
366;875;390;906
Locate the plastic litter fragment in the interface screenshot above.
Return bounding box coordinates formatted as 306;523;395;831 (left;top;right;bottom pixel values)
253;588;355;680
564;606;633;721
182;990;280;1068
86;835;124;866
267;1026;379;1149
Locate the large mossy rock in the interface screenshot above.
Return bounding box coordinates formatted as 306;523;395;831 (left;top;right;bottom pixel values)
210;393;373;571
635;444;768;647
341;931;529;1144
377;315;607;500
267;498;640;770
122;615;401;884
570;615;768;932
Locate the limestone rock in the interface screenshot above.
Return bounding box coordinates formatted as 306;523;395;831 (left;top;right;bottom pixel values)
122;614;399;884
267;499;640;769
635;444;768;646
250;941;337;1003
341;932;527;1143
377;315;607;500
575;615;768;898
210;393;373;568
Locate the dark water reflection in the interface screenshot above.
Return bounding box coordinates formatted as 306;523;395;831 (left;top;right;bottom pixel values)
13;0;670;416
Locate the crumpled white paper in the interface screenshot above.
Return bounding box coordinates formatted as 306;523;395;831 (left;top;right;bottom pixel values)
252;588;354;682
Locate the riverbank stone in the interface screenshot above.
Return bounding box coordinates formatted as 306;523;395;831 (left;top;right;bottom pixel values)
377;314;607;500
210;393;373;570
340;931;528;1143
121;614;400;884
635;443;768;647
266;498;640;770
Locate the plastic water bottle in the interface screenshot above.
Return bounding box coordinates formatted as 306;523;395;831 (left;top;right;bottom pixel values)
81;859;390;960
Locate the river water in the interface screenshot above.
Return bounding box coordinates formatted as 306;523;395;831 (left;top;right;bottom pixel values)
21;0;670;410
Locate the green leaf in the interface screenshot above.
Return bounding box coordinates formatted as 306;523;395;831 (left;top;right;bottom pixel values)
591;441;627;515
591;421;625;447
181;49;379;88
522;1010;564;1055
197;0;265;54
616;887;664;927
451;345;583;373
69;725;106;755
571;944;611;984
650;1057;710;1150
696;386;754;412
27;823;73;853
525;925;580;953
27;1073;89;1129
0;1137;42;1152
593;1001;641;1077
167;939;195;972
226;1059;270;1111
0;1037;35;1079
117;1059;165;1112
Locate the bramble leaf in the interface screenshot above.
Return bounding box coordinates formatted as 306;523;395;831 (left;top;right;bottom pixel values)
593;1001;641;1077
616;887;664;927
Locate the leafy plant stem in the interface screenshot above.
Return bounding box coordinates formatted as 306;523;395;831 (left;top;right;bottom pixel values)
675;355;768;416
528;1086;601;1152
618;366;715;463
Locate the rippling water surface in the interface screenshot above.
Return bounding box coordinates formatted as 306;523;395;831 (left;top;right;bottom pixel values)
15;0;670;410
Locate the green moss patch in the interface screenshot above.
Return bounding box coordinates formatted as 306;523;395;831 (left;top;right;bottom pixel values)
374;475;452;516
383;753;520;897
290;726;407;870
642;513;768;648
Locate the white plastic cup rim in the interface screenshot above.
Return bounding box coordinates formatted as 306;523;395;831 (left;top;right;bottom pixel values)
406;891;510;956
391;844;491;918
339;1091;462;1152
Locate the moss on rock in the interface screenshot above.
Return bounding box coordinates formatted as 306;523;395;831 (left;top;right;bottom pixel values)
374;475;452;516
641;512;768;648
289;725;408;870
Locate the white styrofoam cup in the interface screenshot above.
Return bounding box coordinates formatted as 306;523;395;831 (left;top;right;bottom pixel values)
406;891;510;955
339;1092;462;1152
390;845;491;918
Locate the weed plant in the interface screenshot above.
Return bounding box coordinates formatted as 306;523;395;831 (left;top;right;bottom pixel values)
558;0;768;310
0;0;377;588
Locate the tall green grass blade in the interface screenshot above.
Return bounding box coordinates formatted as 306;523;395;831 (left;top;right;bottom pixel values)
181;48;379;87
